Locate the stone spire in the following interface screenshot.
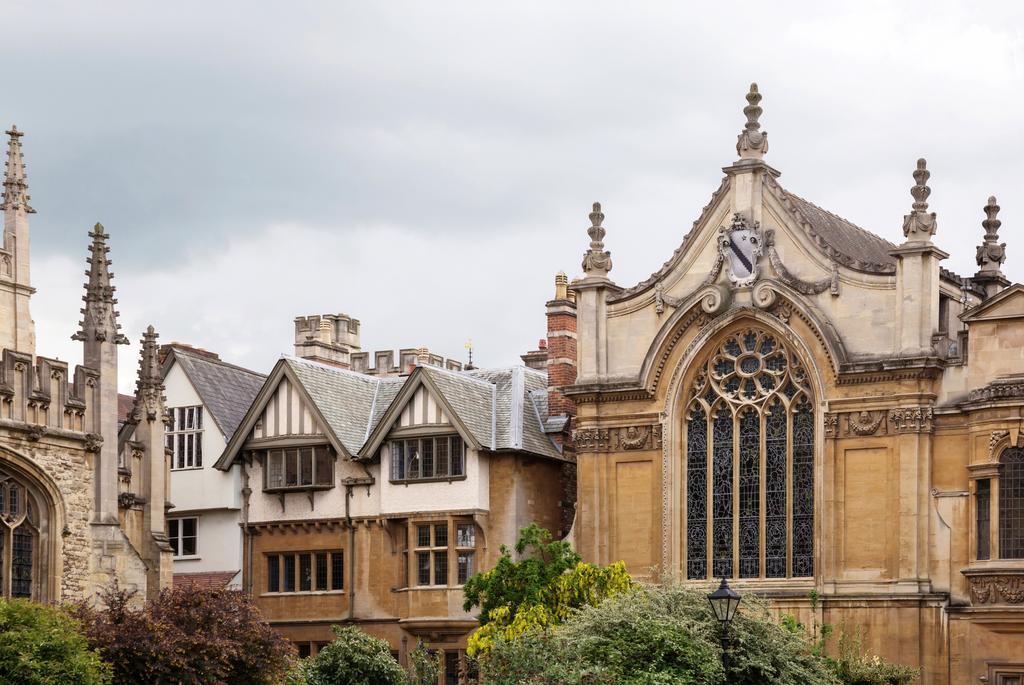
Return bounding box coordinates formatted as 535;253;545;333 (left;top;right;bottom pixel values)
581;202;612;277
735;83;768;161
72;223;129;345
131;325;166;423
901;159;937;244
1;125;34;214
973;195;1010;298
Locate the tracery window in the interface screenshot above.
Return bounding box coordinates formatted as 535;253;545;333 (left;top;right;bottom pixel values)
0;470;41;599
685;328;815;580
999;448;1024;559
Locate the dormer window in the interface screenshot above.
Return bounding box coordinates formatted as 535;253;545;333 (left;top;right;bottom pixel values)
264;446;334;491
390;436;465;482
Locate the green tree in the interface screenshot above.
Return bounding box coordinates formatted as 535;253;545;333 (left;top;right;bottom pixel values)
303;626;406;685
0;598;111;685
462;524;634;656
407;641;440;685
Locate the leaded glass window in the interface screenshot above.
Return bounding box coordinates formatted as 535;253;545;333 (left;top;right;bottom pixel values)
1000;448;1024;559
684;328;815;580
0;469;42;599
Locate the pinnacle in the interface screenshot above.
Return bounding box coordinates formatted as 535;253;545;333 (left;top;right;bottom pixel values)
1;123;34;213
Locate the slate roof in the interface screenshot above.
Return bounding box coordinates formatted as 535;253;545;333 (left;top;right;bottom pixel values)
168;349;266;441
258;357;563;463
284;357;383;456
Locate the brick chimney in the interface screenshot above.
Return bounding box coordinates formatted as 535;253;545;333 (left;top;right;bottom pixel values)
294;314;361;368
546;272;577;417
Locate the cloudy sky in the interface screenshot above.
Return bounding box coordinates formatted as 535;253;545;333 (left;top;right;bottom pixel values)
5;1;1024;390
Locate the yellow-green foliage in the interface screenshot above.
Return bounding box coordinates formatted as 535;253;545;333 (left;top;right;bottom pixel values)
467;560;634;657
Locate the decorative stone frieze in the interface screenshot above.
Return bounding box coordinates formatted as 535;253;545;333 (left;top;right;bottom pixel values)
823;407;933;437
573;424;663;452
887;407;933;433
968;377;1024;403
964;571;1024;605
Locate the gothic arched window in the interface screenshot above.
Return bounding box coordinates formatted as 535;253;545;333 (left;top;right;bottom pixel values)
0;470;42;599
685;328;815;580
1000;448;1024;559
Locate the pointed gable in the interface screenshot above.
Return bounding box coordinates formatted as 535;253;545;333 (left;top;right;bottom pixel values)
961;284;1024;323
166;349;266;441
251;372;325;441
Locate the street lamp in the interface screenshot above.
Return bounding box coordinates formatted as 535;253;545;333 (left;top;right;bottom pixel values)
707;577;742;674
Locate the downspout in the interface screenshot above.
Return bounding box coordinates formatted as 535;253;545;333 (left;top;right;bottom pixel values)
241;459;253;596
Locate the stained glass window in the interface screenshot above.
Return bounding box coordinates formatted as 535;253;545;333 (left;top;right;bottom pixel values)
686;405;708;580
1000;448;1024;559
684;328;814;581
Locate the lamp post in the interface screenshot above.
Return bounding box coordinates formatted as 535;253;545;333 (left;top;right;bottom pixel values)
707;577;742;675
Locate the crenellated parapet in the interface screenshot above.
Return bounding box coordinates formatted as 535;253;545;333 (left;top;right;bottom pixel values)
0;347;101;437
350;348;463;376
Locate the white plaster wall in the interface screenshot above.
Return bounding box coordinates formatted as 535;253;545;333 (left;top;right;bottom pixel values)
380;441;486;514
246;455;382;522
169;509;243;585
165;361;243;580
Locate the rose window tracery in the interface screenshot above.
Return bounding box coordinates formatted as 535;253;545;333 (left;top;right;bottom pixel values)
685;328;815;581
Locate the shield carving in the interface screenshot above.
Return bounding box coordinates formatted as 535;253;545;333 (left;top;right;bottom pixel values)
719;213;763;287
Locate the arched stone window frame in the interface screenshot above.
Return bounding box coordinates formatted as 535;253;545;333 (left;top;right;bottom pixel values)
0;446;65;602
661;310;825;585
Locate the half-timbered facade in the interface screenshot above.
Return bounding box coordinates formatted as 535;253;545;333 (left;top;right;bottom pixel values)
554;85;1024;683
215;354;571;678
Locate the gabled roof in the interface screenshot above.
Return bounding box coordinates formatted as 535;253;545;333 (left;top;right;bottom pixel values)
163;348;266;440
215;356;565;470
960;284;1024;323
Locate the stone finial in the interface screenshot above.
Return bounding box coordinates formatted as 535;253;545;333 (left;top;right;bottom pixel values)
901;158;937;244
976;195;1007;277
71;223;130;345
131;325;166;423
736;83;769;160
1;125;34;214
581;202;612;276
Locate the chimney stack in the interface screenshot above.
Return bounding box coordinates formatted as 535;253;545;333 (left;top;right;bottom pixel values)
546;272;577;417
294;313;361;368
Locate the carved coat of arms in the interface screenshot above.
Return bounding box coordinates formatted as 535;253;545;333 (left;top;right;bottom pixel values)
719;213;763;287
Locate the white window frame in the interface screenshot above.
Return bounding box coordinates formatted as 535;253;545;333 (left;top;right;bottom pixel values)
168;517;198;558
390;436;465;482
166;406;204;470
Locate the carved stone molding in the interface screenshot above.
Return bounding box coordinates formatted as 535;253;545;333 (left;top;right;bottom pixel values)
25;423;45;441
990;430;1012;459
887;407;933;434
573;424;663;452
824;413;839;438
84;433;103;453
847;410;886;436
968;378;1024;404
965;571;1024;605
824;408;932;437
764;229;840;296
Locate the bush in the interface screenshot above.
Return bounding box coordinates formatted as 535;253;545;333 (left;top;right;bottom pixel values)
303;626;407;685
479;583;841;685
72;584;295;685
0;598;111;685
463;524;634;656
407;641;441;685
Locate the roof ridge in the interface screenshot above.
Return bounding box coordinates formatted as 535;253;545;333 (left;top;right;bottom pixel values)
283;354;383;384
424;364;497;389
172;347;267;379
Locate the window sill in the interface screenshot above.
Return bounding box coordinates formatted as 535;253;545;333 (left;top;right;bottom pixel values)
171;466;205;472
264;485;335;493
260;590;346;597
398;585;467;592
389;475;467;485
174;555;202;561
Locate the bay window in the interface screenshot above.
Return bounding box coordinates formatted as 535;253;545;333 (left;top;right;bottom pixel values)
264;446;334;491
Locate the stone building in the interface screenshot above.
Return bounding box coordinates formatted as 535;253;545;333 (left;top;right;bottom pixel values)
214;315;573;682
554;85;1024;683
0;125;171;603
